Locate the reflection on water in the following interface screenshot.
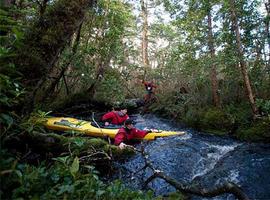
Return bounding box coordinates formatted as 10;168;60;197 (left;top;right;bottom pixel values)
115;114;270;200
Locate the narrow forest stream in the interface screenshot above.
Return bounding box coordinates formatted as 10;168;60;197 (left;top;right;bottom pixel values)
113;114;270;200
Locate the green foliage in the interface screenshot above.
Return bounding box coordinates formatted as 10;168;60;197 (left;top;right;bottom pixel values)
163;192;186;200
43;0;137;106
0;74;25;138
0;6;26;139
0;149;155;200
95;69;126;104
201;107;232;131
0;7;24;56
103;180;154;200
69;137;108;155
20;110;52;133
182;107;205;129
256;99;270;117
224;103;253;126
49;92;95;110
22;0;90;74
236;118;270;142
183;107;234;135
0;74;24;107
151;92;187;119
69;156;79;178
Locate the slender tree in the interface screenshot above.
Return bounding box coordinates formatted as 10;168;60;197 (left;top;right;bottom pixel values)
205;1;221;108
264;0;270;68
37;22;84;103
228;0;259;117
141;0;150;70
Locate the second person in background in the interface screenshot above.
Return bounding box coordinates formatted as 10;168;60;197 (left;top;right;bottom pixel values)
142;80;157;102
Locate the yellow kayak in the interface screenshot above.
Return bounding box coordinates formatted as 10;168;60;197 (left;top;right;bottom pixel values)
43;117;185;140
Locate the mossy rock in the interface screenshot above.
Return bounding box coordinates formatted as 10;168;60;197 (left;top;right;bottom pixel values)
236;118;270;142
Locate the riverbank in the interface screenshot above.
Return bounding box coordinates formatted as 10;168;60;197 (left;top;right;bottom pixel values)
148;99;270;143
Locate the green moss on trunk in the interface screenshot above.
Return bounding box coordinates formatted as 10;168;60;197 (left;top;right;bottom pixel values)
16;0;94;84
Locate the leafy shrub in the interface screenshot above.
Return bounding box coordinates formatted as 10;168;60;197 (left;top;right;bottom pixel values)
0;74;25;138
0;7;26;138
95;69;126;104
256;99;270;117
0;150;154;200
182;107;204;129
201;107;233;132
224;103;253;126
150;92;188;119
236;118;270;142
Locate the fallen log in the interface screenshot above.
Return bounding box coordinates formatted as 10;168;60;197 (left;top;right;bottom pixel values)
143;171;249;200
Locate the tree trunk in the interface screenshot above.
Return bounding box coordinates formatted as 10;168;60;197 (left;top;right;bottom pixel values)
16;0;95;114
264;0;270;69
86;53;113;96
18;0;94;85
37;22;83;103
140;0;150;69
229;0;258;117
265;1;270;49
207;7;221;108
36;0;49;17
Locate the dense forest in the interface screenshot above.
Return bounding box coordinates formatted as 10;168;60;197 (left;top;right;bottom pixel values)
1;0;269;199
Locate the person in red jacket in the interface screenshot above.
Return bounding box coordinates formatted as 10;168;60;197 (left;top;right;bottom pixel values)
142;80;157;93
114;119;151;149
142;80;157;102
101;107;129;126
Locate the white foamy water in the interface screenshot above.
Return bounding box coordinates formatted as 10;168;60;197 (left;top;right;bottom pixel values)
176;133;192;140
192;144;240;180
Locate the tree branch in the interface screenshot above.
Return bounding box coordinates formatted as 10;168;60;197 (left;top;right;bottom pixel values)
138;146;249;200
143;171;249;200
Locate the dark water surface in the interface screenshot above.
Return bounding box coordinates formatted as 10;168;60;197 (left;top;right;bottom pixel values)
114;114;270;200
